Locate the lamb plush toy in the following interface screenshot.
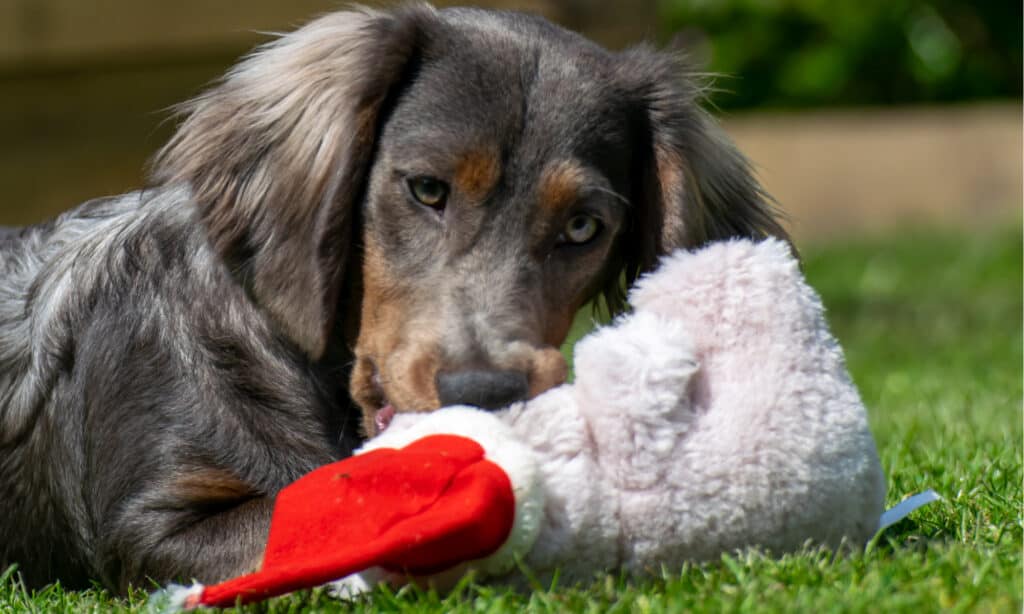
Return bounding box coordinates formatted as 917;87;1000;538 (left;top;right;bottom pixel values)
166;238;886;609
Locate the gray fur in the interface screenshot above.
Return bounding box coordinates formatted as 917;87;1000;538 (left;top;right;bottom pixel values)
0;189;360;589
0;5;786;591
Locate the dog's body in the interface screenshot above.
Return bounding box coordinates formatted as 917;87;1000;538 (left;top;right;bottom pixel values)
0;190;360;589
0;5;785;591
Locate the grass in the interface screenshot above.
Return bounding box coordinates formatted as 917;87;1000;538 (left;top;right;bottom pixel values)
2;225;1020;613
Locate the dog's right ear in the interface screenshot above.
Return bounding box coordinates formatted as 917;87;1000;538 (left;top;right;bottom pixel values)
610;45;790;307
151;7;433;359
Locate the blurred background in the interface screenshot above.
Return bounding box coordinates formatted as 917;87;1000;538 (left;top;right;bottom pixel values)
0;0;1019;244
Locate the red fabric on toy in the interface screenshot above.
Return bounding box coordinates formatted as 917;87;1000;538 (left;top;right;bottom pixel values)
195;434;515;608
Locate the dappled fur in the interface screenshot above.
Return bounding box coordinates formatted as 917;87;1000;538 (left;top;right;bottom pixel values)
152;7;427;358
0;5;786;591
0;191;361;589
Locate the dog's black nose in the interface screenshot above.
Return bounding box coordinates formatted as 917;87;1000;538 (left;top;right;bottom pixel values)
435;369;529;410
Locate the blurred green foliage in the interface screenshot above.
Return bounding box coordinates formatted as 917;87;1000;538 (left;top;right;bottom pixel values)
659;0;1022;108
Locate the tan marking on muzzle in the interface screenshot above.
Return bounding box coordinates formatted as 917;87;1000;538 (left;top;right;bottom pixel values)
528;346;569;398
352;236;444;436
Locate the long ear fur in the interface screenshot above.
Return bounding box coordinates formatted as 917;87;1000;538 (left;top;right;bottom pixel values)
151;6;433;358
616;46;790;282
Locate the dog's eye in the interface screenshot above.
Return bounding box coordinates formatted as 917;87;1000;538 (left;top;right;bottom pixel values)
407;176;448;210
560;214;602;245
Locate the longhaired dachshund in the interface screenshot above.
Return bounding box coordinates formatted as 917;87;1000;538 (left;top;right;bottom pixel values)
0;4;786;591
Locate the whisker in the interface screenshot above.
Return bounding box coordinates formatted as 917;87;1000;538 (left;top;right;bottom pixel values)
590;185;631;207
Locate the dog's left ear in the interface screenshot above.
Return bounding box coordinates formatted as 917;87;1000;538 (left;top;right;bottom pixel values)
152;8;433;358
615;46;790;281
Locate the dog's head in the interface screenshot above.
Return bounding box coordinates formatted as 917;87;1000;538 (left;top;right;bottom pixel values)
152;5;787;436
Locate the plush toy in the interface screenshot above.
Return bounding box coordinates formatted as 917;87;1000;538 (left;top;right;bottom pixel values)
163;238;887;609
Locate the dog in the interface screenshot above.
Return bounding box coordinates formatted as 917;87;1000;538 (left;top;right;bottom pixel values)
0;4;786;592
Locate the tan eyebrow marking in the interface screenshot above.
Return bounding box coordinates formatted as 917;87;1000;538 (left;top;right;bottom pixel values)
454;148;501;203
538;159;587;216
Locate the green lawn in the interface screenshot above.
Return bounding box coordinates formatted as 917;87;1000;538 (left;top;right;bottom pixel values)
3;225;1021;612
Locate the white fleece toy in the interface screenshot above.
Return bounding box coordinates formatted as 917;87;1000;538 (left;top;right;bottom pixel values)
166;238;887;609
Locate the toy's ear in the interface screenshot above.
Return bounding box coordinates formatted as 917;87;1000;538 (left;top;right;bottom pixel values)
575;311;698;408
572;310;699;489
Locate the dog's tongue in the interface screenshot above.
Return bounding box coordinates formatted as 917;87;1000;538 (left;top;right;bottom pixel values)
375;404;396;433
